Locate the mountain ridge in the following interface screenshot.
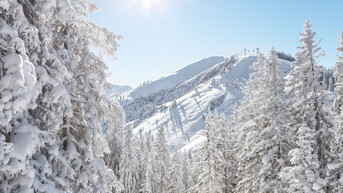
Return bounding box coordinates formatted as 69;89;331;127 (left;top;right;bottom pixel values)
106;84;133;97
123;56;225;99
118;55;292;149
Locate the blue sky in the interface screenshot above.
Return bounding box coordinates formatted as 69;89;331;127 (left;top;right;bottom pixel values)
89;0;343;87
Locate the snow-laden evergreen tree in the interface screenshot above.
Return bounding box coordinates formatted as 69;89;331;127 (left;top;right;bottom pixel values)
53;1;123;192
331;32;343;125
0;25;42;192
216;112;237;193
281;20;332;192
182;150;192;192
329;77;334;92
227;102;240;191
104;100;125;179
138;132;153;192
234;54;266;161
323;74;327;90
136;133;147;192
120;127;140;193
142;149;153;193
328;32;343;193
45;1;123;191
235;49;294;192
193;111;226;193
223;123;238;192
235;53;265;192
281;126;325;192
142;127;170;193
154;127;170;193
188;151;202;193
0;1;68;192
0;0;123;192
168;146;185;193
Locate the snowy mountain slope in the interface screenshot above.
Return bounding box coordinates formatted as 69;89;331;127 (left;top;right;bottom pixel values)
105;84;133;97
123;56;225;99
119;55;292;150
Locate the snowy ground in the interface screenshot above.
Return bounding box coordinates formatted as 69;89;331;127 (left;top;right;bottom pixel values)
118;55;292;150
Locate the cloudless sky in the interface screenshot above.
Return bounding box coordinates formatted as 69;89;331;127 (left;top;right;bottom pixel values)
89;0;343;87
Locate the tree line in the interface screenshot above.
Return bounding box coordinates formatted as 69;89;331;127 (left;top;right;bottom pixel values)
119;20;343;193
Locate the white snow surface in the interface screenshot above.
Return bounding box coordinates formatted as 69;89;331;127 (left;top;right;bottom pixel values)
118;55;292;151
123;56;224;99
106;84;132;97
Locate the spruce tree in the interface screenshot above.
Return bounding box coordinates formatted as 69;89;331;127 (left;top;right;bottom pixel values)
120;127;140;193
216;112;236;193
0;0;123;192
281;126;325;192
281;20;332;192
0;1;67;192
236;49;293;192
138;132;153;192
328;32;343;193
193;111;226;193
182;150;192;192
168;146;185;193
142;127;170;193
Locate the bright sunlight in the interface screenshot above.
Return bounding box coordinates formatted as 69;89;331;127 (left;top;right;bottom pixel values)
131;0;167;16
140;0;161;12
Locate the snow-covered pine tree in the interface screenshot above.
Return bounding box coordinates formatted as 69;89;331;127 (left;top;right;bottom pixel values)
142;127;170;193
0;0;123;192
332;32;343;117
231;103;239;126
120;127;140;193
55;1;124;191
0;32;42;192
27;1;81;191
281;20;332;192
136;133;146;192
281;126;325;192
328;32;343;193
132;135;145;192
323;73;327;90
45;1;123;192
220;115;238;193
234;54;266;164
235;49;294;192
138;132;153;192
0;1;72;192
168;146;185;193
154;126;170;193
329;77;334;92
104;100;125;180
141;148;156;193
181;150;192;192
187;151;202;193
226;102;240;191
193;111;226;193
235;54;266;192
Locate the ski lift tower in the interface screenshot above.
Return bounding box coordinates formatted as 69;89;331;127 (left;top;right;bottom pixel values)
256;48;260;56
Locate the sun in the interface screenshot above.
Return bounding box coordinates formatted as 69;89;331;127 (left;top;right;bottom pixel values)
141;0;160;10
133;0;163;15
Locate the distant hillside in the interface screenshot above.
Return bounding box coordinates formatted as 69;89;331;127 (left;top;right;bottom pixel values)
118;55;292;150
106;84;133;97
122;56;225;99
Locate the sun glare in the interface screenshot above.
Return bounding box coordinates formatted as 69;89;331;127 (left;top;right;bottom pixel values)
132;0;165;15
141;0;159;11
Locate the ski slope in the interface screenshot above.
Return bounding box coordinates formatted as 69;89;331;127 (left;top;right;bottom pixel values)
119;55;292;150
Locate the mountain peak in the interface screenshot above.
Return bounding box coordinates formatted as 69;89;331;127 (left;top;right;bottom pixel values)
120;55;292;150
124;56;225;99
